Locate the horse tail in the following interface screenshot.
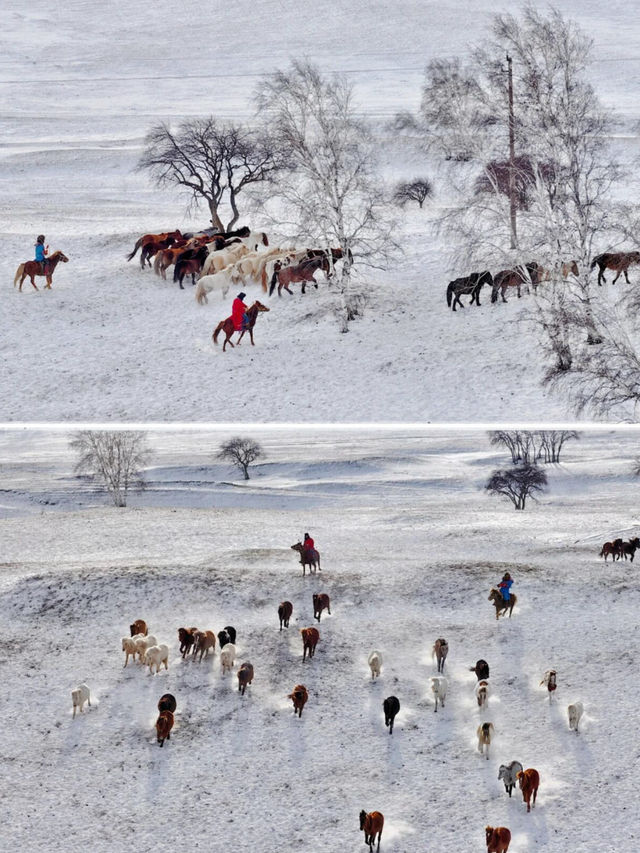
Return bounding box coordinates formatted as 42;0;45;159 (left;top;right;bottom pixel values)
13;264;25;287
446;282;453;307
153;253;163;277
269;267;279;297
213;321;223;344
126;237;142;261
262;232;269;246
195;281;205;305
590;255;600;270
173;260;182;283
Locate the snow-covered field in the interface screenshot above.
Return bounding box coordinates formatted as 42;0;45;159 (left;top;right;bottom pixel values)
2;429;639;851
2;1;640;421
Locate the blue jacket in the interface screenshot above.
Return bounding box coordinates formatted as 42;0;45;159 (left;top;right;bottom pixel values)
498;578;513;601
35;243;46;262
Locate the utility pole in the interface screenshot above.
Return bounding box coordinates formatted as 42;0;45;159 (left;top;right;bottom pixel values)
506;53;517;249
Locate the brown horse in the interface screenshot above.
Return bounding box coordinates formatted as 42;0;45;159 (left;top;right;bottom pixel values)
127;230;182;268
291;542;321;575
591;251;640;285
300;627;320;661
517;768;540;812
486;826;511;853
488;588;517;620
432;638;448;673
312;593;331;622
288;684;308;717
237;661;254;695
212;301;270;352
278;601;293;631
14;251;69;291
270;256;330;296
153;239;203;279
156;710;174;747
491;262;547;303
130;619;147;637
599;541;619;561
157;693;177;713
359;810;384;852
560;260;579;278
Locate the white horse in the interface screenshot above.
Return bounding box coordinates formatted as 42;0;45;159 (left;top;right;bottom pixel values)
237;231;269;252
475;679;491;708
201;243;249;276
368;650;383;680
430;676;448;712
195;266;244;305
568;701;584;733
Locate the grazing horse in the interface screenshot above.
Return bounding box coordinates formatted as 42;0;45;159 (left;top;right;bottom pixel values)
291;542;321;575
158;693;177;713
359;811;384;852
477;722;494;759
130;619;147;637
155;710;174;747
14;251;69;291
485;826;511;853
312;593;331;622
446;271;493;311
212;300;270;352
498;761;523;798
488;588;517;620
300;627;320;661
591;251;640;285
432;638;448;673
127;231;182;268
278;601;293;631
382;696;400;734
237;662;254;695
517;768;540;812
270;256;329;296
288;684;309;717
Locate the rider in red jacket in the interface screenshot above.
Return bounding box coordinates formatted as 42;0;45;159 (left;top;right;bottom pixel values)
303;533;315;557
231;292;248;331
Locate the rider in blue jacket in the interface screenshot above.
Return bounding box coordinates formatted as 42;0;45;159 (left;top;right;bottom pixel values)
498;572;513;601
34;235;49;272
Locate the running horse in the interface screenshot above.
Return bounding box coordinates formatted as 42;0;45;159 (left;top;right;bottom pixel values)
359;810;384;852
14;251;69;291
591;251;640;286
212;301;270;352
488;588;517;620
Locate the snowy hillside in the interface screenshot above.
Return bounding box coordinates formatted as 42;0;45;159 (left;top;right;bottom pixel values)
2;429;639;851
2;1;640;421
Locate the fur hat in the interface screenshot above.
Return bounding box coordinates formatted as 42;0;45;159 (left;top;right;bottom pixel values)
237;292;246;300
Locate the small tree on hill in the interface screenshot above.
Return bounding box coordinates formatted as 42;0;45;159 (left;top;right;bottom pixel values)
70;431;152;507
485;463;548;510
394;178;433;208
218;437;264;481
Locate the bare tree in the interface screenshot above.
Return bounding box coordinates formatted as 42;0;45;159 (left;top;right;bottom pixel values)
485;464;548;510
535;430;580;463
488;430;536;464
394;178;433;208
217;437;264;481
70;431;152;507
255;60;398;329
137;119;285;231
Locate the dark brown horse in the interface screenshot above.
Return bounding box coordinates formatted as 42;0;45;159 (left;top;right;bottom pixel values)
156;710;174;747
14;251;69;291
212;301;270;352
157;693;177;713
291;542;321;575
488;588;517;620
312;593;331;622
270;256;329;296
359;811;384;852
491;262;547;303
288;684;308;717
237;661;254;695
300;627;320;661
486;826;511;853
278;601;293;631
127;231;182;268
591;251;640;285
173;245;209;288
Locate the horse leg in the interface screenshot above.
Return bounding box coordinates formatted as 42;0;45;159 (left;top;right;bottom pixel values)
501;286;507;303
44;275;52;290
624;269;630;284
598;268;606;285
612;270;622;284
249;330;255;346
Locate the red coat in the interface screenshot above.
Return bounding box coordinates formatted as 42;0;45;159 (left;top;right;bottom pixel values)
303;537;315;552
231;297;247;331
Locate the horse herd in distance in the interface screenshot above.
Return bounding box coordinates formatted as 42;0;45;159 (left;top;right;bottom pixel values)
598;536;640;562
446;251;640;312
125;225;350;300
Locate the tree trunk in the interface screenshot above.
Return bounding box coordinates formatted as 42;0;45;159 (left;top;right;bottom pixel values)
208;200;225;233
242;463;250;480
226;189;240;232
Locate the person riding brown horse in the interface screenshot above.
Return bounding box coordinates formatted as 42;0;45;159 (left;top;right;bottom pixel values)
14;250;69;291
212;300;270;352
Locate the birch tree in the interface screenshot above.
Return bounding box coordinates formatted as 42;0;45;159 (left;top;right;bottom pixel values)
70;431;152;507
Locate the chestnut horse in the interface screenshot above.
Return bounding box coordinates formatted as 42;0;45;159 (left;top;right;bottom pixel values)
591;251;640;285
14;251;69;291
488;588;517;620
312;593;331;622
288;684;308;717
212;301;270;352
291;542;321;575
517;768;540;812
126;230;182;268
359;810;384;852
130;619;147;637
486;826;511;853
270;256;329;296
300;627;319;661
156;710;174;747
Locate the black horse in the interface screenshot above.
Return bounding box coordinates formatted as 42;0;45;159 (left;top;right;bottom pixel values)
447;270;493;311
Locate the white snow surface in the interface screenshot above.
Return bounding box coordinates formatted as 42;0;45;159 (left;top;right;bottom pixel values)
2;1;640;421
1;428;639;851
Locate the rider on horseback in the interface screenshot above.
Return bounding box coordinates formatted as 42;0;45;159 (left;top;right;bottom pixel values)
303;532;315;561
498;572;513;602
232;292;249;331
34;235;49;274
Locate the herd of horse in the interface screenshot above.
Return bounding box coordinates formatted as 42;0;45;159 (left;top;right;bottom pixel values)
446;251;640;312
598;536;640;562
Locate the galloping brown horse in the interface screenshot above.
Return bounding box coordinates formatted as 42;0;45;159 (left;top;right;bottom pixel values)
488;588;517;620
14;251;69;291
359;810;384;852
212;301;270;352
591;251;640;285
